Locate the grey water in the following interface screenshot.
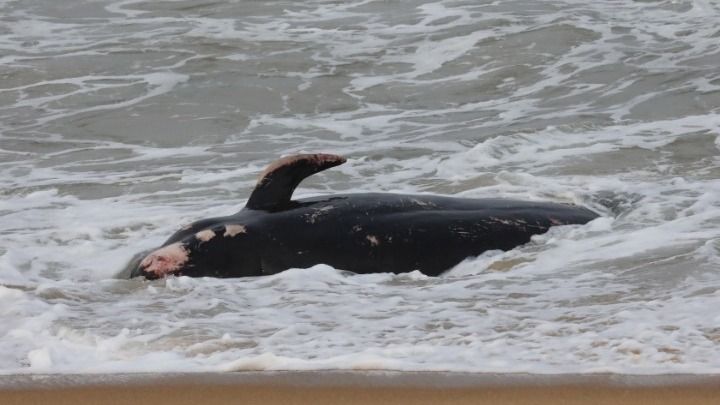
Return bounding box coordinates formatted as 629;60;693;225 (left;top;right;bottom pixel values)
0;0;719;373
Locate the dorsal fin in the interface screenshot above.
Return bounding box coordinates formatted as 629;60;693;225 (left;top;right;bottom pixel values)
245;153;346;211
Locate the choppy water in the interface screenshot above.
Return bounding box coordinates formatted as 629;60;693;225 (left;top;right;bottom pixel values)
1;0;720;374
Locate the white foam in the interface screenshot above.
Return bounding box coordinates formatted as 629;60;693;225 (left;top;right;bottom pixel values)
105;0;150;18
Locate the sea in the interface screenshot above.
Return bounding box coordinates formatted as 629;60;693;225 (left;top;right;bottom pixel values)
1;0;719;374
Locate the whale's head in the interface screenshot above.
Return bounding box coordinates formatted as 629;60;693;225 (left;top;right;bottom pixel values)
129;222;257;279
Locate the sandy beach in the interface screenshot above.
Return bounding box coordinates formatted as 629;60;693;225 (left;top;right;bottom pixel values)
2;0;720;399
1;372;718;405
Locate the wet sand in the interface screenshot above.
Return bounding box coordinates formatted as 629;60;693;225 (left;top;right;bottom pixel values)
1;372;718;405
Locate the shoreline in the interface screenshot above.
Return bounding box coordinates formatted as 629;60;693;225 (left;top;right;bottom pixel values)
2;371;719;405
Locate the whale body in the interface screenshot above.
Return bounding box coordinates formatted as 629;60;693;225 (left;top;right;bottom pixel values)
129;154;598;279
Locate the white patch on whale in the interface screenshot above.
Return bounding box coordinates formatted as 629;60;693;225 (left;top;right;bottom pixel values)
224;224;247;237
305;205;335;224
139;242;189;277
195;229;216;243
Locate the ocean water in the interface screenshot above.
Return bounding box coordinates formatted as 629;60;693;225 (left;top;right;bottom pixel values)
1;0;719;374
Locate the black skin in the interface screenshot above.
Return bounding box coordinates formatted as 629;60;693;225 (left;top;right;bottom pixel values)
129;192;599;279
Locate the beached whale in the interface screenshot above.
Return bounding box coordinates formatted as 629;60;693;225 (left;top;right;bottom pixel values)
128;154;598;279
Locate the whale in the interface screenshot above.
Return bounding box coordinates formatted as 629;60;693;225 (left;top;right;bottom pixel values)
128;153;599;279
